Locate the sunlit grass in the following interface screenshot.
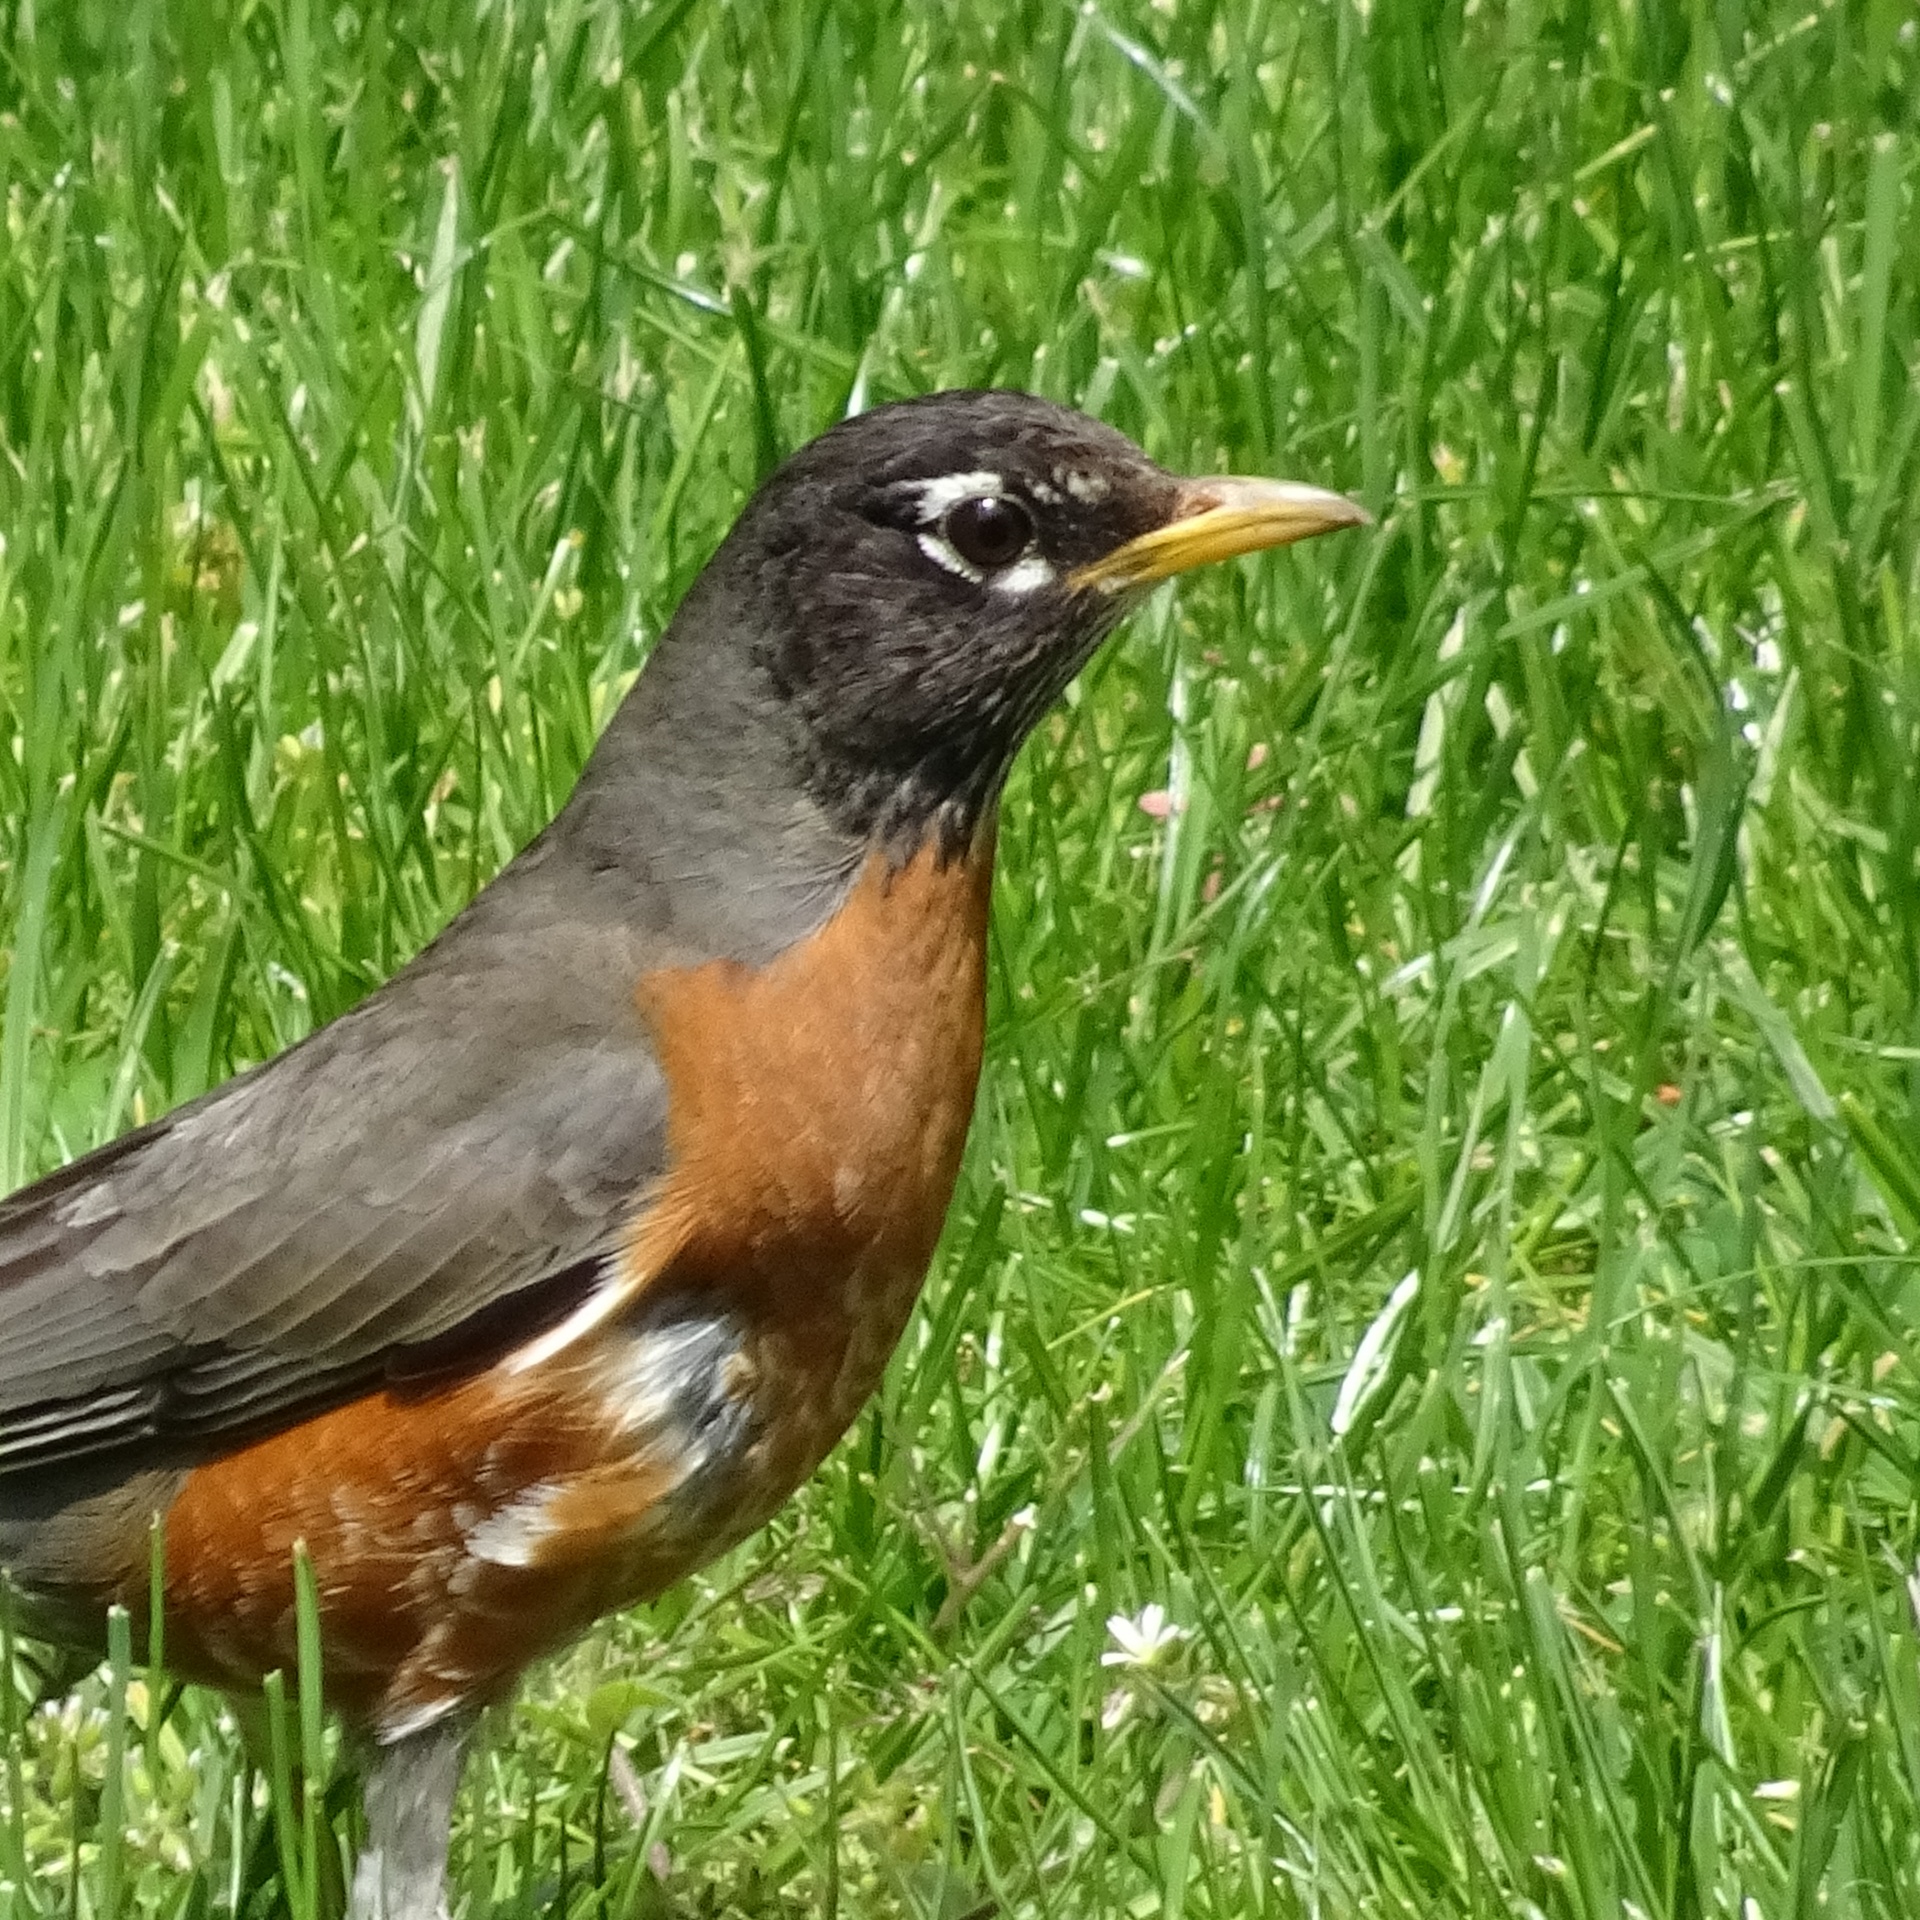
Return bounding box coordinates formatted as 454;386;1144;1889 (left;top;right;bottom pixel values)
2;1;1919;1914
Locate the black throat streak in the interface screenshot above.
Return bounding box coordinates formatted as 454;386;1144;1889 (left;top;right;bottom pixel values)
764;584;1133;866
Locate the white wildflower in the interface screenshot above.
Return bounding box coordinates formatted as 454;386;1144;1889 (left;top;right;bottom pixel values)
1101;1602;1188;1670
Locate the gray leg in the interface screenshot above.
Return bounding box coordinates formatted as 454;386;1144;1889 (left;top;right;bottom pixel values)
348;1718;471;1920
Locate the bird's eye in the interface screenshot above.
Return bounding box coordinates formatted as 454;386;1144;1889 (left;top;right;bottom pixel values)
944;494;1034;572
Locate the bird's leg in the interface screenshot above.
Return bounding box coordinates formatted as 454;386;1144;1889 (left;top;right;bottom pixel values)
348;1717;472;1920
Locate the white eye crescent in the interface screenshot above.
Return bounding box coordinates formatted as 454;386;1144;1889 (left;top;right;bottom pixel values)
906;479;1056;594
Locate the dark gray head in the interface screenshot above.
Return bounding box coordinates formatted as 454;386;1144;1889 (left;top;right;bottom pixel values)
650;389;1367;857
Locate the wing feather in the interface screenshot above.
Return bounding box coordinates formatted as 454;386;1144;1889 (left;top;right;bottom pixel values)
0;910;670;1492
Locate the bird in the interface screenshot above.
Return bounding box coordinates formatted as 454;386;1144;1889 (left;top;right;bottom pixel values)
0;389;1365;1918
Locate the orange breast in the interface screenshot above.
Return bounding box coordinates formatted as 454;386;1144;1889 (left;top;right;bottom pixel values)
628;828;995;1441
150;835;993;1736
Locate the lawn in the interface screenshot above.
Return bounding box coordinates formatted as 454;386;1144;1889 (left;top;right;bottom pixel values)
1;0;1918;1914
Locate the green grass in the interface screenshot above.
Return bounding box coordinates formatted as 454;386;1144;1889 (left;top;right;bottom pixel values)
2;0;1919;1914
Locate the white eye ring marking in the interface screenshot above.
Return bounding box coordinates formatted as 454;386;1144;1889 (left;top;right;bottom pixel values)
909;471;1007;518
917;529;984;583
903;473;1056;593
918;516;1056;594
989;553;1056;595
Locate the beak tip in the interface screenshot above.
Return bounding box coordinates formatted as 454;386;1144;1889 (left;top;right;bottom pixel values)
1290;484;1373;536
1178;475;1372;538
1071;474;1372;592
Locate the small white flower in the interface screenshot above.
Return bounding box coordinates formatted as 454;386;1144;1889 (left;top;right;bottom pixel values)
1101;1602;1188;1670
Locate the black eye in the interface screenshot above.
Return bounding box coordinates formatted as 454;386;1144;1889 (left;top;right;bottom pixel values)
944;494;1034;571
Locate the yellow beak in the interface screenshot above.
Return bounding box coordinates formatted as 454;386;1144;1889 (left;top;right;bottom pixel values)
1071;475;1370;592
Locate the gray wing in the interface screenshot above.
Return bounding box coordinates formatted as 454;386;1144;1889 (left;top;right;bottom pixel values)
0;891;669;1483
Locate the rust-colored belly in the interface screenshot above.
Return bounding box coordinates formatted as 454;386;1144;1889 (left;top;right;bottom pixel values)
147;836;992;1736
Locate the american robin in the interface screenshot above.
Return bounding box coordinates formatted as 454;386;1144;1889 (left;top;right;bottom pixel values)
0;389;1364;1917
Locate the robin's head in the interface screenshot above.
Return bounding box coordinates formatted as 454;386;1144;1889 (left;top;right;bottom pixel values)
684;389;1366;855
